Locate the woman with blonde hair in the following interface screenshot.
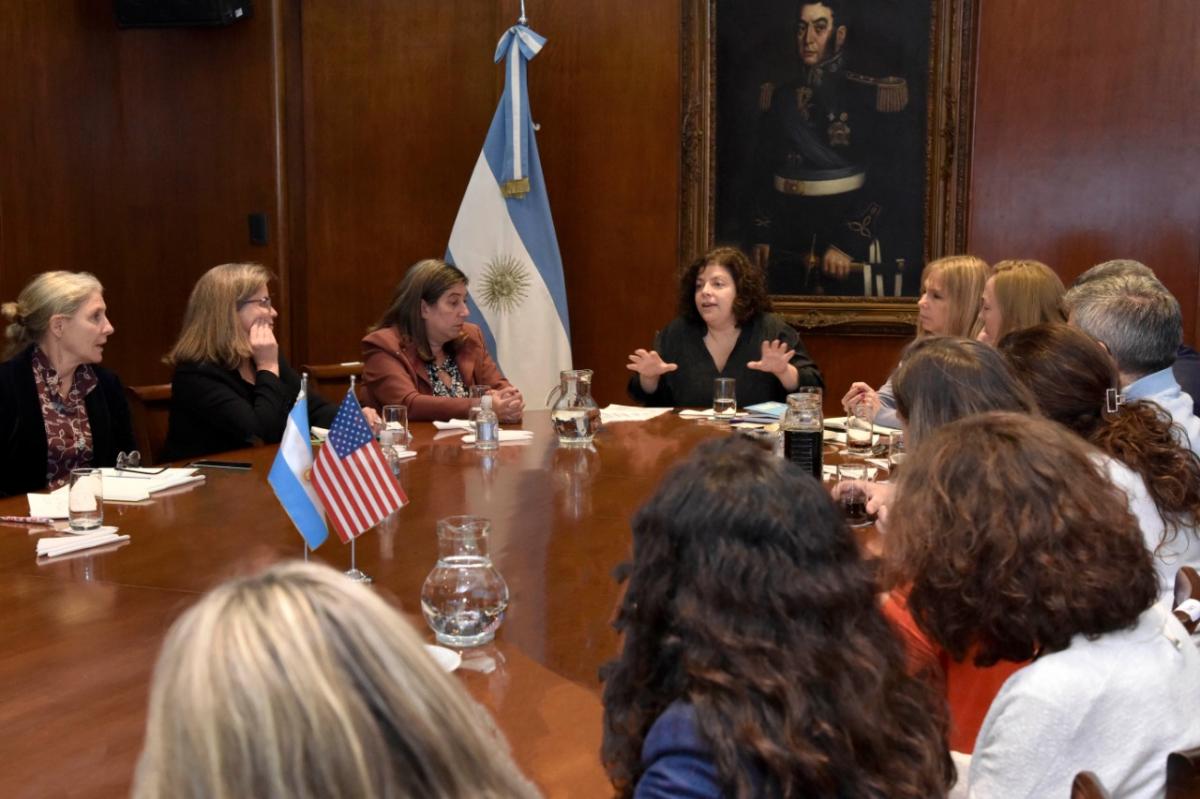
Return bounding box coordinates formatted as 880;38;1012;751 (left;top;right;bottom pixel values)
0;271;134;496
976;259;1065;345
133;561;539;799
842;254;990;427
363;258;523;422
164;263;342;461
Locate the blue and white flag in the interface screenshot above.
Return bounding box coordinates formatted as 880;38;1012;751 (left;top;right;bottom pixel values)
268;390;328;549
446;23;571;409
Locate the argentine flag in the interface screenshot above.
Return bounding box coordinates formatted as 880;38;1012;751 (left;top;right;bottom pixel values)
268;390;328;549
446;23;571;409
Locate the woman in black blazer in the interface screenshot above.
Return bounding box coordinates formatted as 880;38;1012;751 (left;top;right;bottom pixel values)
163;263;353;461
0;271;134;497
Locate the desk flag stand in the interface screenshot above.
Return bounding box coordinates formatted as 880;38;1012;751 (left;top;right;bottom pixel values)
342;375;373;584
302;373;312;566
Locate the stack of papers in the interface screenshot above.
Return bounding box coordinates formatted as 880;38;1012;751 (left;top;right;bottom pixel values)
678;409;747;419
462;430;535;445
37;527;129;558
27;468;206;516
599;405;673;424
433;419;474;431
98;468;205;502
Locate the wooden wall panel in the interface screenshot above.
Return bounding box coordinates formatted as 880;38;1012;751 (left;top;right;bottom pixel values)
296;1;502;370
0;3;284;386
296;0;682;406
968;0;1200;342
803;334;910;416
515;0;682;405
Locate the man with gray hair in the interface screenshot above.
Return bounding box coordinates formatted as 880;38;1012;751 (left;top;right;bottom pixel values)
1072;259;1200;414
1065;273;1200;453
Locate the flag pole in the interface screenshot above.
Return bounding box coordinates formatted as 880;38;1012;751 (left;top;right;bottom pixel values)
342;375;373;584
519;0;527;25
302;371;311;563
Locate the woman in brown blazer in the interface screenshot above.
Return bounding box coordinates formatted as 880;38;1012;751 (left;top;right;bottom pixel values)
362;259;523;422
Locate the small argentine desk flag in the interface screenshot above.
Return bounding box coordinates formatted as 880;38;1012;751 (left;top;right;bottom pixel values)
446;21;571;409
268;387;327;549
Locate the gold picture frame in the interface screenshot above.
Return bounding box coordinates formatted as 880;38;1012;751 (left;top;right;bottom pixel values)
680;0;979;335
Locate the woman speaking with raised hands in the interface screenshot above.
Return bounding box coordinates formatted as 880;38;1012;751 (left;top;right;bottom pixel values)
626;246;822;408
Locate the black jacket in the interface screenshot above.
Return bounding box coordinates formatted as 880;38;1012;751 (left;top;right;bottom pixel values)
0;345;135;497
164;355;336;462
628;313;823;408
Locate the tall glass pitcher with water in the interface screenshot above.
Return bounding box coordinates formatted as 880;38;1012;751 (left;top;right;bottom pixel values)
420;516;510;648
547;369;601;446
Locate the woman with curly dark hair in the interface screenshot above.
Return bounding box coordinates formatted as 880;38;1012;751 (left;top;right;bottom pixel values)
626;246;822;408
998;323;1200;601
601;436;952;799
886;412;1200;798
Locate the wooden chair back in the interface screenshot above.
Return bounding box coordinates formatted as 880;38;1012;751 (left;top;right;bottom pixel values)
300;361;364;404
1168;747;1200;799
124;384;172;465
1174;566;1200;634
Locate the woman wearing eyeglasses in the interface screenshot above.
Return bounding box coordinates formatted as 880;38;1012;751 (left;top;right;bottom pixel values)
163;263;343;461
0;271;135;497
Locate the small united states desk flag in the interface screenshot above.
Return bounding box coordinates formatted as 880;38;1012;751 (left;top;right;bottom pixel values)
312;390;408;543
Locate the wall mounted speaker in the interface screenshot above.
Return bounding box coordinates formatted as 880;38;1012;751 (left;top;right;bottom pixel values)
115;0;253;28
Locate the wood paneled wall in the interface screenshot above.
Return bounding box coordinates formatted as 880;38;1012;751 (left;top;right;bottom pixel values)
969;0;1200;342
0;2;284;386
295;0;682;405
2;0;1197;407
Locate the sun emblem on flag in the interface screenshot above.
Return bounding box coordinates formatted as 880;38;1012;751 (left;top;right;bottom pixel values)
479;254;531;314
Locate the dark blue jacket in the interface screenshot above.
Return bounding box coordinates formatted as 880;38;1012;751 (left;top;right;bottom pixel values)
635;703;724;799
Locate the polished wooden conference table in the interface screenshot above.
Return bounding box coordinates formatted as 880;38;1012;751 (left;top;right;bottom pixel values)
0;410;783;799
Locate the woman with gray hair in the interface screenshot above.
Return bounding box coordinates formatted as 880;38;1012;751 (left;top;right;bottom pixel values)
0;271;134;496
133;561;540;799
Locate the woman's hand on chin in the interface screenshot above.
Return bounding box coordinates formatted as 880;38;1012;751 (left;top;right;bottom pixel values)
248;319;280;376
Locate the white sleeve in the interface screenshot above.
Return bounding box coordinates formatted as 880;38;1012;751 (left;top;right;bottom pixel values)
968;691;1075;799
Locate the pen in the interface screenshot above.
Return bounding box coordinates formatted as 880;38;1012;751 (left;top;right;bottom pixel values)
1;515;55;524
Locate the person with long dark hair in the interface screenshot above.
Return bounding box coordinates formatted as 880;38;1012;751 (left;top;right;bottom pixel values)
999;322;1200;601
601;436;951;799
626;247;822;408
362;258;521;422
886;413;1200;798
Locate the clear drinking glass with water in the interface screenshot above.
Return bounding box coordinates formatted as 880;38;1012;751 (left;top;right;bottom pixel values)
68;468;103;531
845;398;875;456
467;385;488;432
420;516;510;648
713;377;737;420
379;404;409;473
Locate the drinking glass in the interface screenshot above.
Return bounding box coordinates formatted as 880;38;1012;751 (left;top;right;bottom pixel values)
713;377;737;420
845;398;875;456
380;405;409;474
68;468;103;531
887;430;906;472
836;462;873;528
468;385;489;431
